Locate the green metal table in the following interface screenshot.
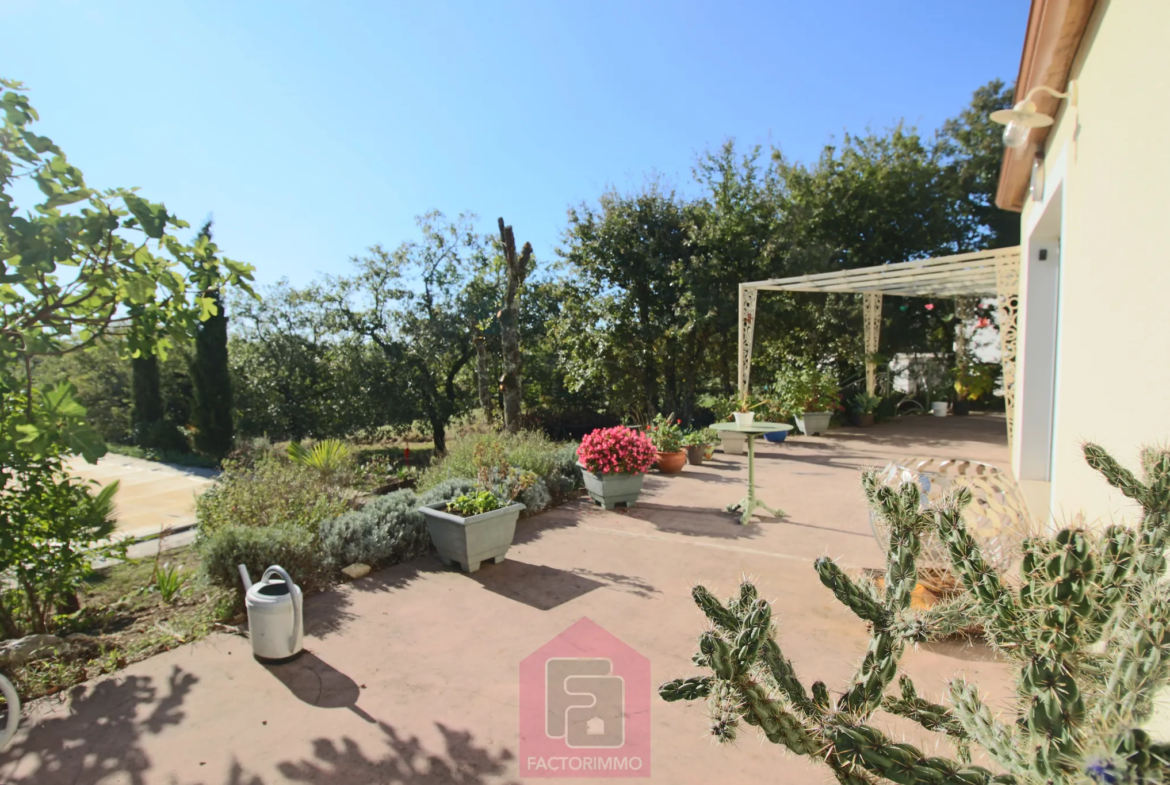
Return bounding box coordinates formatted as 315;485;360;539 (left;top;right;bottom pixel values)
710;421;793;525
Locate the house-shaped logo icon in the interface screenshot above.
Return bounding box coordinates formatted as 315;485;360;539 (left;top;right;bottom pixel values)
519;618;651;778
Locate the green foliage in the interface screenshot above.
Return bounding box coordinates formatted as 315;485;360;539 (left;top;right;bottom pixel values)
648;413;684;452
448;490;503;517
418;430;565;491
287;438;354;483
772;362;841;414
661;443;1170;785
325;211;490;454
0;441;125;636
0;78;254;465
190;220;234;460
197;523;330;596
850;391;881;414
954;362;999;402
318;489;430;569
153;563;188;605
195;451;351;537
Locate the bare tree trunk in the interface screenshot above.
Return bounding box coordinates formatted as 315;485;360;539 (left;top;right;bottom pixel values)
497;218;532;433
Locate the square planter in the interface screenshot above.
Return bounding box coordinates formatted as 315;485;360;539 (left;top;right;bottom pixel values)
719;431;747;455
795;411;832;436
579;465;646;510
419;501;524;573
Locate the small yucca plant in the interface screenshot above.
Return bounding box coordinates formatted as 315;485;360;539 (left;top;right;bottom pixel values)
287;439;353;483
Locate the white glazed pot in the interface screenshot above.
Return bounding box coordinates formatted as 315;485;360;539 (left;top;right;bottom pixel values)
932;401;948;418
719;431;748;455
732;411;755;426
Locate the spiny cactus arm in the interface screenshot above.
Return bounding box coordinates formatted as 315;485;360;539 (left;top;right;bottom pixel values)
1084;442;1146;503
659;676;712;702
948;679;1029;774
760;638;819;717
828;722;1014;785
1102;592;1170;728
1089;526;1136;632
935;501;1022;644
882;676;968;741
837;630;902;717
816;557;888;626
912;594;979;639
691;584;740;633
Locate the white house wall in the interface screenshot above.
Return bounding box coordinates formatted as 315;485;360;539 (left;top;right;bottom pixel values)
1017;0;1170;528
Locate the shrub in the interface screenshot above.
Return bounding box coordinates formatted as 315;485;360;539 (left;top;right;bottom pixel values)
196;450;352;536
772;362;841;414
318;489;430;568
518;478;553;513
0;447;124;637
576;426;656;475
198;523;330;596
418;430;564;490
418;478;478;505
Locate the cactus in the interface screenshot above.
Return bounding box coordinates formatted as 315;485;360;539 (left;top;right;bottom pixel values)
660;443;1170;784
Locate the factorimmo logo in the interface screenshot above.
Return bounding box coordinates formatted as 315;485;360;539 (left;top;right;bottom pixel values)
520;618;650;778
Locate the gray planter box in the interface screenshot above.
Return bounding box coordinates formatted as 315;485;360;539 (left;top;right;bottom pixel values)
795;411;833;436
419;501;525;573
719;431;747;455
579;465;646;510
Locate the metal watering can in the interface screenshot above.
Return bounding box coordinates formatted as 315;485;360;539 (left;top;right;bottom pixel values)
238;564;303;661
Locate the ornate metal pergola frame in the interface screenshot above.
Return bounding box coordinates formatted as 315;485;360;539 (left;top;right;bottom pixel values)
737;246;1022;446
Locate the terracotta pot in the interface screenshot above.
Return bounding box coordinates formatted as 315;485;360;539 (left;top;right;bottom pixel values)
852;413;875;427
702;444;716;460
656;450;686;473
685;444;705;465
953;400;971;416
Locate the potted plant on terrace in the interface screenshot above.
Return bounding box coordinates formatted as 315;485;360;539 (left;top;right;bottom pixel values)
683;430;707;465
850;391;880;427
761;400;792;443
649;413;686;473
418;443;535;572
952;362;998;416
699;427;719;460
576;425;657;510
774;363;840;436
710;393;766;455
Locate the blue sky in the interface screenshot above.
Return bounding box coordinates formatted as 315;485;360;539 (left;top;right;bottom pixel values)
2;1;1028;288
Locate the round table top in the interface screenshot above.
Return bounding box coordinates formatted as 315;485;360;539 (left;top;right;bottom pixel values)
709;421;794;435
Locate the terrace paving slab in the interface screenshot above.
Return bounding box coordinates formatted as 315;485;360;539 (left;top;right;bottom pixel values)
66;453;217;539
5;414;1019;785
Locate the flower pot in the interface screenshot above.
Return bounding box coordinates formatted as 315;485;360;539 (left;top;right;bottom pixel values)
656;450;686;473
932;401;948;418
732;411;755;427
795;411;832;436
719;431;747;455
418;501;524;573
579;465;646;510
953;400;971;416
763;429;788;443
685;444;705;465
851;413;875;427
703;444;715;460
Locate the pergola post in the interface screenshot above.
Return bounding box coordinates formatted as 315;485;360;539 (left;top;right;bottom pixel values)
737;284;758;397
995;254;1022;452
862;293;882;396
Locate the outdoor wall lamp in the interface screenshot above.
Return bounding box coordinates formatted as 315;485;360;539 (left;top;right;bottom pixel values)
990;84;1073;149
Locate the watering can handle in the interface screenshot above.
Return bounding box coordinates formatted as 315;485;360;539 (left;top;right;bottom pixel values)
0;671;19;751
261;566;301;654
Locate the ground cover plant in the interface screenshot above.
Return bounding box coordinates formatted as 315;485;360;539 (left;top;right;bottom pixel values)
661;442;1170;784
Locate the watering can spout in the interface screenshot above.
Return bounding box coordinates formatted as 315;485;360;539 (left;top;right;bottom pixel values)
238;564;253;591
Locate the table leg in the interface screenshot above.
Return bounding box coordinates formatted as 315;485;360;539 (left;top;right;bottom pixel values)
726;434;786;524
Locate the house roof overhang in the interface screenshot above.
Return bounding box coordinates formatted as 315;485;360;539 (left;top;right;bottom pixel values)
741;247;1020;298
995;0;1099;212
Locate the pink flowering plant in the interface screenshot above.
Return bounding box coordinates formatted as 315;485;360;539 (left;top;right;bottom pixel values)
576;426;657;475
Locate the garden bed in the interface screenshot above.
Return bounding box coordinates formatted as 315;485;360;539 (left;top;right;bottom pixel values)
2;547;234;703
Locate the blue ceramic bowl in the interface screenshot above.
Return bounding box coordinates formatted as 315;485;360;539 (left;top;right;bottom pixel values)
763;430;788;444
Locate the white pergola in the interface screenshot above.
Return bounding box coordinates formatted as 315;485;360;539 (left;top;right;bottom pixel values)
737;246;1022;446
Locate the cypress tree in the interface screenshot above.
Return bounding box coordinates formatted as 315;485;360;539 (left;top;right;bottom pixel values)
190;220;234;459
131;353;164;439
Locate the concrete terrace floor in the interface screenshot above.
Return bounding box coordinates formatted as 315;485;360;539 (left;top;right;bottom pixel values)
5;414;1017;785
